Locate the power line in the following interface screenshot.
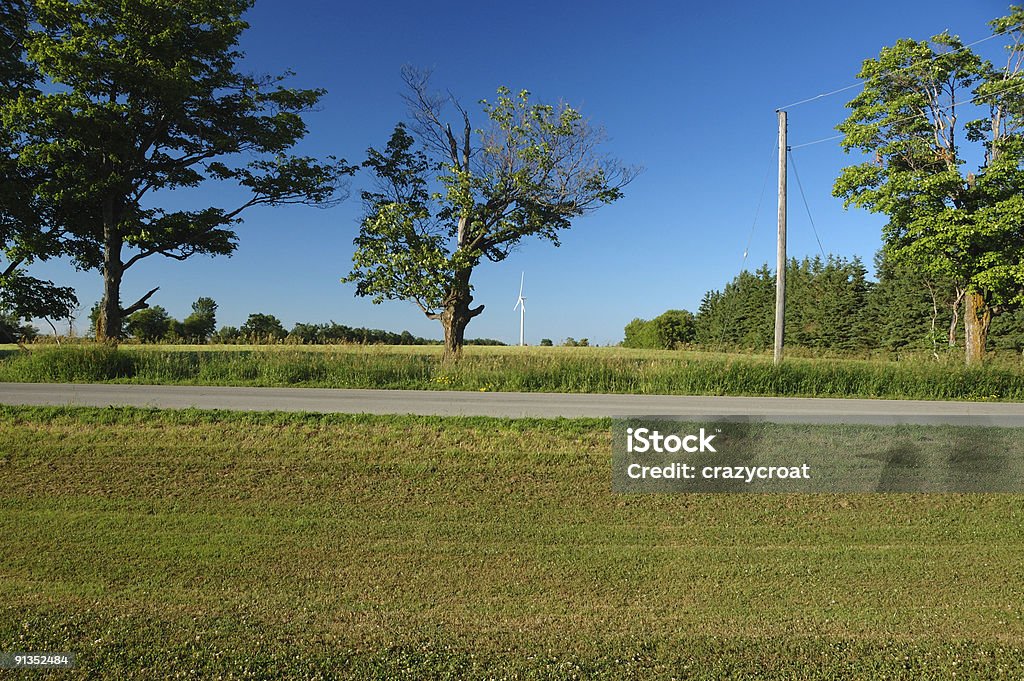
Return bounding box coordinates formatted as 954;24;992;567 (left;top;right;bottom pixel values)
787;150;827;259
716;139;778;347
777;28;1010;111
790;133;845;151
777;84;863;111
789;76;1024;150
741;140;778;264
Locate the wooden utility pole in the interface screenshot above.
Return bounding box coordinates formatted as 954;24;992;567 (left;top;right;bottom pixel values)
774;110;787;366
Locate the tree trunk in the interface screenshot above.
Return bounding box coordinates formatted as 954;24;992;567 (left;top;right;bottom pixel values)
948;288;964;348
964;291;991;366
438;266;483;361
440;306;469;360
96;198;123;342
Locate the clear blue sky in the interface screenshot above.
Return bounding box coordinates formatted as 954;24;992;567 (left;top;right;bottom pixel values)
33;0;1013;344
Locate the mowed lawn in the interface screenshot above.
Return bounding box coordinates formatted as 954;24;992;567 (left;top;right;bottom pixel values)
1;406;1023;678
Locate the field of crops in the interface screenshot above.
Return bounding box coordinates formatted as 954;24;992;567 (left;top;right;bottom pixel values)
2;343;1024;401
2;406;1023;678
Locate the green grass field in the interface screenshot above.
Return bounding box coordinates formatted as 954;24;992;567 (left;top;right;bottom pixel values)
2;406;1022;678
2;343;1024;401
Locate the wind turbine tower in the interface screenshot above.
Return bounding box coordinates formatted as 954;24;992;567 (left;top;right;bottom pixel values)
513;272;526;346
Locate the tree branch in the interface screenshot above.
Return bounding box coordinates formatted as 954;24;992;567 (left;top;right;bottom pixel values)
412;297;440;319
120;287;160;316
122;249;157;270
1;256;25;279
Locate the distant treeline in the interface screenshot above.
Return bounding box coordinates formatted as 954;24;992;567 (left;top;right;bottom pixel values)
214;320;505;347
75;303;505;346
625;254;1024;353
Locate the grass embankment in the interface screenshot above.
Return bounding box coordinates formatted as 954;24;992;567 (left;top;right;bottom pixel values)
1;406;1022;678
2;344;1024;400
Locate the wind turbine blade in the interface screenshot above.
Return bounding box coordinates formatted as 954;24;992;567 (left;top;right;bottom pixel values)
518;272;524;299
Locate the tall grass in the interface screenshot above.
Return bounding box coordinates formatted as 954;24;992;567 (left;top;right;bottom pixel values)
1;344;1023;400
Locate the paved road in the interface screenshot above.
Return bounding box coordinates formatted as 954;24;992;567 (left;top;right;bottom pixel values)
1;382;1024;425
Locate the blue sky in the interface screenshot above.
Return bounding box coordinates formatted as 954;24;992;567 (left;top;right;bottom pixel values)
32;0;1014;344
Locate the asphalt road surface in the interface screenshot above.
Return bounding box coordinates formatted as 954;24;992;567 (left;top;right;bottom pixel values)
1;382;1024;426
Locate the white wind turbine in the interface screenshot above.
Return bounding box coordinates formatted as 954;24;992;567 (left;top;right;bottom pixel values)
513;272;526;346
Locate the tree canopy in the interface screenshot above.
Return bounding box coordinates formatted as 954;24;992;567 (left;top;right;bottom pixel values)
623;310;696;349
833;7;1024;363
345;68;636;359
0;1;78;326
2;0;355;341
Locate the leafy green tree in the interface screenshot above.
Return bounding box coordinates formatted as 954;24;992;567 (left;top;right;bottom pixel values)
652;310;696;348
125;306;172;343
287;323;321;344
345;69;635;360
624;310;695;349
4;0;355;341
0;272;76;332
622;317;658;348
210;325;241;344
0;1;77;325
834;9;1024;364
466;338;505;346
181;297;218;343
240;313;286;342
0;312;37;343
539;338;553;347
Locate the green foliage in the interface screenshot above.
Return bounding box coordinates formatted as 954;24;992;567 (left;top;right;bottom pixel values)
0;312;36;343
180;297;218;343
990;305;1024;352
869;251;961;352
539;338;553;347
624;310;696;349
670;248;1024;355
86;301;100;337
695;264;776;348
0;2;78;323
345;69;634;354
2;0;355;339
465;337;507;346
622;317;659;349
345;124;452;313
834;9;1024;361
210;325;241;344
0;271;76;323
286;321;433;345
652;309;696;347
695;258;872;350
239;313;286;343
204;323;504;347
124;306;172;343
